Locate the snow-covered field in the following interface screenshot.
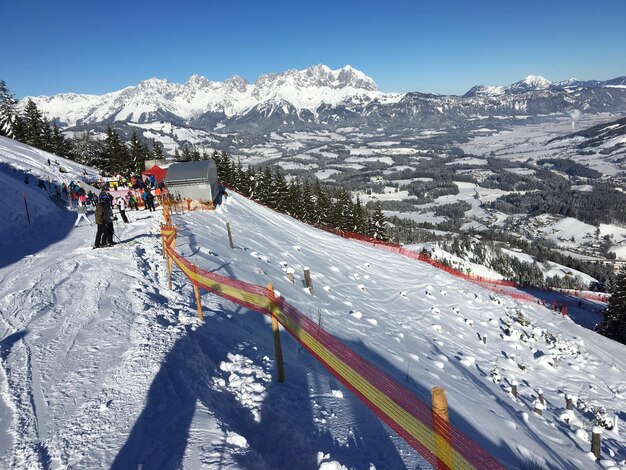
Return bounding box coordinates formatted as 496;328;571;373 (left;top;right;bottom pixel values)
0;136;625;469
460;114;625;175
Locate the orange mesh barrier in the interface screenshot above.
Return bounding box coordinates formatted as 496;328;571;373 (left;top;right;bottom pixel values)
160;226;505;469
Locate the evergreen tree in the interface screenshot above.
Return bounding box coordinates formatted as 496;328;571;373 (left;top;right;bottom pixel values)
191;147;201;161
596;267;626;345
285;178;302;217
24;99;46;149
12;113;27;142
271;166;289;211
152;139;165;160
40;119;54;153
351;196;366;234
69;132;102;166
0;80;19;138
313;180;332;226
300;179;315;223
102;126;128;174
256;166;274;205
331;188;351;231
369;203;389;241
180;144;192;162
51;123;68;156
129;130;146;174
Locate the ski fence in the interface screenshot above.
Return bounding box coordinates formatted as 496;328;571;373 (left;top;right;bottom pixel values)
160;225;505;470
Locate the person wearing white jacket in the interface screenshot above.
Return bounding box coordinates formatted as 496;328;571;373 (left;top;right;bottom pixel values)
117;197;130;223
74;200;91;227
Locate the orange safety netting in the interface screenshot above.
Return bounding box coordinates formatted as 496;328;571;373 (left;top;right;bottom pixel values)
160;226;505;470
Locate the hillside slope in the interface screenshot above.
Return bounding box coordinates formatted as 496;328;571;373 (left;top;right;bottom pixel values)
0;137;624;469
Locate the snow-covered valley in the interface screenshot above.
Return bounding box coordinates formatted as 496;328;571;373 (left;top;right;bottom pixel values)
0;136;625;469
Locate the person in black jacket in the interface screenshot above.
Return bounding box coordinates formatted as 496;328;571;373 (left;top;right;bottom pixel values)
94;192;115;248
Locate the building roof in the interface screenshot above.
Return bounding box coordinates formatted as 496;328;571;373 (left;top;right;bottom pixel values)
164;160;217;184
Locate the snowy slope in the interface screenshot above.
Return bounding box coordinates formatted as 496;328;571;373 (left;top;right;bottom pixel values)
0;138;625;469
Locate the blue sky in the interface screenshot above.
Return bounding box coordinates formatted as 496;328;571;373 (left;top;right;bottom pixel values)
2;0;625;98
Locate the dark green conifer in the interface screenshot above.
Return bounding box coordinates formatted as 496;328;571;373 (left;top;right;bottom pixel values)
597;267;626;345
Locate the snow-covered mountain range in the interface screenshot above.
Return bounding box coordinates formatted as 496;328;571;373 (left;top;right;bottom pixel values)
23;65;626;131
22;65;626;150
26;65;399;127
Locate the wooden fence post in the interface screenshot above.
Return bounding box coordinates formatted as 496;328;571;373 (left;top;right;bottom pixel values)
538;389;545;405
303;267;313;294
226;222;234;249
431;386;453;469
167;256;173;290
267;283;285;382
511;379;518;398
193;283;204;321
566;394;574;410
591;427;602;459
286;267;294;284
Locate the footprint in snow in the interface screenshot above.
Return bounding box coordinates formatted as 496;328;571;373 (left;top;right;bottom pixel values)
366;318;378;326
357;284;366;292
349;310;363;319
353;273;360;280
431;307;440;315
293;245;301;251
330;266;341;272
400;291;407;298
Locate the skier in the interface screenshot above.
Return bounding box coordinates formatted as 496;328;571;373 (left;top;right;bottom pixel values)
146;190;156;212
117;196;129;223
74;200;91;227
94;192;115;248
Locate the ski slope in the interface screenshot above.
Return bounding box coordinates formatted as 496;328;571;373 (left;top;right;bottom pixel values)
0;136;625;469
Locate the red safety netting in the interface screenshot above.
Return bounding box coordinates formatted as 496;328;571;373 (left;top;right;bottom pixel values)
160;226;505;470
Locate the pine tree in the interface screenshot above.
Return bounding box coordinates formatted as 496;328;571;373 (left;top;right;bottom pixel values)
369;203;389;241
313;180;332;226
272;166;289;211
179;144;192;162
152;139;165;160
24;99;46;149
596;267;626;345
256;167;274;205
0;80;19;138
51;123;68;156
300;179;315;223
102;127;128;174
191;147;201;161
351;196;366;234
129;130;146;174
331;188;351;231
40;119;53;152
69;132;102;166
286;178;302;217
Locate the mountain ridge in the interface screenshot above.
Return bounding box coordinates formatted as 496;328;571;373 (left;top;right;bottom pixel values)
22;65;626;144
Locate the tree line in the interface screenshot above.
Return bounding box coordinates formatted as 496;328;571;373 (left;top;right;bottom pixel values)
212;152;389;240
